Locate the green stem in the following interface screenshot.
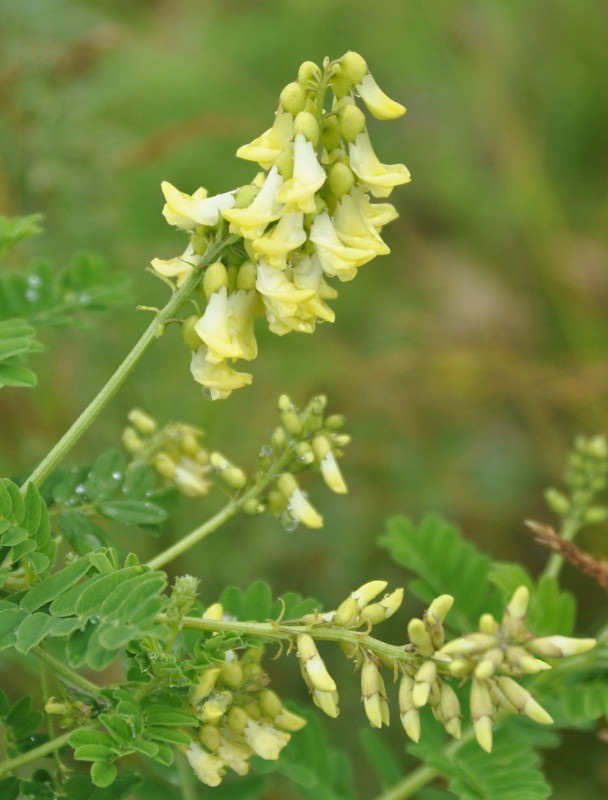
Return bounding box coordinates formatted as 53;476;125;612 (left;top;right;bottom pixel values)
20;235;238;494
176;751;198;800
542;512;581;580
145;450;291;571
39;661;66;790
371;729;474;800
33;646;103;698
0;729;73;777
158;614;417;667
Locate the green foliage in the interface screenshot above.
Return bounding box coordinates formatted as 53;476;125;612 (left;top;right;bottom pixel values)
409;721;553;800
0;320;43;388
0;689;44;757
220;580;320;622
0;215;43;258
0;479;54;586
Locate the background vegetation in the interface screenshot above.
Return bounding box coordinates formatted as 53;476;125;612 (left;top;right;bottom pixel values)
1;0;607;796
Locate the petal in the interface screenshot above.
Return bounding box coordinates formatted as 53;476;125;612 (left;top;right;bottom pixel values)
355;73;406;120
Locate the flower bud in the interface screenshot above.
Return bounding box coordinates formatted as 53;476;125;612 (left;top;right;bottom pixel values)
413;661;437;708
506;646;551;674
503;586;530;636
329;64;352;98
274;707;307;731
181;314;204;351
439;681;462;739
333;596;360;628
328;162;355;198
338;51;368;86
203;261;229;297
398;674;420;742
361;660;389;728
313;435;348;494
243;498;264;515
233;183;260;209
280;82;308;115
122;426;145;454
128;408;157;435
278;394;304;436
274;145;294;178
294;111;319;145
222;466;247;489
153;452;177;479
198;724;221;751
236;260;257;291
526;635;596;658
220;659;244;689
544;487;571;515
295;441;315;465
470;680;494;753
226;706;249;735
297;634;337;693
303;395;327;431
258;689;283;719
583;506;608;524
478;613;499;635
361;588;404;626
267;489;288;515
407;618;435;656
325;413;347;430
424;594;454;649
474;648;504;681
448;658;474;678
439;633;497;658
338;103;367;142
494;676;553;724
298;60;322;87
320;116;342;152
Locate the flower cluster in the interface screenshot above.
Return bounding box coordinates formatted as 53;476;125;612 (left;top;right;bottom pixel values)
184;606;305;787
122;408;211;497
289;584;595;753
151;51;409;399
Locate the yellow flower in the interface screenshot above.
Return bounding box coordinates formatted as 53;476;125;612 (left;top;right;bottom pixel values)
236;108;294;170
243;720;290;760
161;181;235;230
222;166;284;239
276;134;326;213
190;346;252;400
185;742;225;786
252;211;307;268
151;242;202;287
348;131;411;197
355;72;406;120
333;189;390;255
309;212;376;281
194;287;258;364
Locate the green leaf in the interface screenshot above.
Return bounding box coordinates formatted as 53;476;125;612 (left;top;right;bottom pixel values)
64;773;142;800
14;612;54;653
73;744;117;762
243;581;273;621
0;214;43;257
70;729;120;749
143;708;198;727
359;728;403;787
528;575;575;636
0;607;29;649
84;451;127;502
0;362;37;387
90;761;118;788
143;726;192;745
381;515;492;631
21;555;91;611
97;499;167;526
5;695;43;739
59;512;114;555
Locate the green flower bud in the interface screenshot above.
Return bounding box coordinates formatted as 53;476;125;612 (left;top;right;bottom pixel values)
329;64;352;98
233;183;260;209
298;60;322;87
583;505;608;524
198;724;221;751
181;314;203;351
258;689;283;719
294;111;319;144
153;452;177;479
295;441;315;464
587;435;608;459
190;667;221;705
413;661;437;707
407;618;434;656
361;660;389;728
526;635;596;658
122;426;145;454
328;161;355;198
128;408;158;435
544;487;571;515
267;489;288;515
243;498;264;515
226;263;238;293
333;596;360;627
398;675;420;742
222;466;247;489
494;676;553;725
439;681;462;739
337;103;366;142
220;659;244;689
280;81;308;115
271;426;288;450
226;706;249;735
274;145;294;178
470;680;494;753
325;413;347;430
338;51;368;86
303;394;327;432
320;116;342;152
203;261;228;296
279;394;304;436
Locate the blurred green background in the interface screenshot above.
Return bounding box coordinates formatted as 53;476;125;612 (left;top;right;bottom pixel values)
1;0;608;796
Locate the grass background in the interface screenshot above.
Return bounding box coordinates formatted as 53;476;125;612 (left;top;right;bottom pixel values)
1;0;607;796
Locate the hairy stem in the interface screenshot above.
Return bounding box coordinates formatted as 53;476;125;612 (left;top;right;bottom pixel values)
20;235;238;493
33;646;103;698
145;450;291;571
0;729;73;777
158;614;417;667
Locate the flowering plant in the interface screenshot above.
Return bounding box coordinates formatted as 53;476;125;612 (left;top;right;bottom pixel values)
0;53;606;800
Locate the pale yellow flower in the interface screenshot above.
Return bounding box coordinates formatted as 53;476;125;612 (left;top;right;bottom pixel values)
222;166;284;239
151;242;202;287
276;134;326;213
194;287;258;364
185;742;225;786
190;346;252;400
161;181;235;230
348;131;411;197
309;212;376;281
243;720;290;760
252;211;307;268
355;73;406;120
333;189;390;255
236;108;294;170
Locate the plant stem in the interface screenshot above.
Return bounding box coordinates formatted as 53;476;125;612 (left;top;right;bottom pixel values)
20;235;238;494
0;729;73;777
542;512;581;580
33;646;103;698
145;450;291;571
176;751;198;800
371;729;474;800
39;661;67;790
158;614;417;667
